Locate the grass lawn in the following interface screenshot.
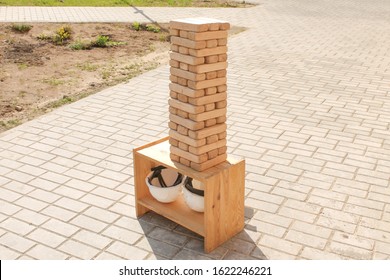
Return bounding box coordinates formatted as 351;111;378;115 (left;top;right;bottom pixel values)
0;0;244;7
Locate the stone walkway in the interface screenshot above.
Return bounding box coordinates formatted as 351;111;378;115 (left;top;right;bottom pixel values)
0;0;390;260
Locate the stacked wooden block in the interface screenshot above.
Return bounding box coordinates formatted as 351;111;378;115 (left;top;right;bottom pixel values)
168;18;230;172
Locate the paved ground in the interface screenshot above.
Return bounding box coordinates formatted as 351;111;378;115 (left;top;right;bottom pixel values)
0;0;390;260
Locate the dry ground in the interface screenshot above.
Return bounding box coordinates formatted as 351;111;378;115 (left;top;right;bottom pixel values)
0;22;171;132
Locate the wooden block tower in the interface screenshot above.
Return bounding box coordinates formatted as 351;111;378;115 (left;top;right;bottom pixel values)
168;18;230;172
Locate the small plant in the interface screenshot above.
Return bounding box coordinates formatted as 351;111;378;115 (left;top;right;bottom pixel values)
53;25;72;45
11;24;32;33
146;24;161;33
132;22;160;33
18;63;28;70
132;22;140;31
77;62;98;72
69;39;91;50
37;33;52;40
93;35;110;47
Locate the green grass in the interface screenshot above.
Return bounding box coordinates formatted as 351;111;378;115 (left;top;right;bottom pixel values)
0;0;197;7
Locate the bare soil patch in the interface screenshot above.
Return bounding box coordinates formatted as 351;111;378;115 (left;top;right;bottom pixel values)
0;22;170;132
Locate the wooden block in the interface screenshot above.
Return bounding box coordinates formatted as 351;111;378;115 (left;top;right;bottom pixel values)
177;94;188;103
205;55;219;64
178;141;189;151
171;44;179;52
218;54;227;62
170;19;210;32
170;153;180;162
188;62;227;74
168;121;178;130
218;131;227;140
218;146;227;155
179;46;189;55
207;39;218;48
170;28;179;36
171;36;206;50
189;46;227;58
188;92;226;106
177;77;188;86
208;23;220;31
170;91;178;99
179;63;189;71
169;83;205;98
188;107;226;122
217;69;227;78
170;60;179;68
169;98;205;114
206;71;217;80
179;157;191;167
218;38;227;46
188;123;227;139
217;84;227;93
170;67;206;82
169;137;179;147
218;22;230;30
206;134;219;144
190;153;227;171
205;103;215;111
179;30;188;38
177;125;189;136
187;30;228;41
169;129;206;147
205;87;217;95
205;118;217;127
177;109;189;119
170;146;208;163
207;148;219;159
170;18;230;32
216;116;226;124
215;100;227;109
169;107;177;115
170;113;205;131
170;52;205;66
169;75;178;83
188;77;227;90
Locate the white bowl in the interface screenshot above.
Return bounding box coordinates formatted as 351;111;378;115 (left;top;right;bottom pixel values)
183;179;204;212
145;169;183;203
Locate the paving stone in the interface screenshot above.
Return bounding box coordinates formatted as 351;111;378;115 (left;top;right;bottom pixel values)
286;230;327;250
58;240;100;259
300;247;344;260
27;228;67;248
73;230;112;250
0;233;35;253
14;196;48;212
42;219;79;237
106;241;149;260
0;245;22;259
102;225;142;244
259;235;302;256
147;227;189;247
329;241;373;260
84;206;121;224
1;217;36;236
70;215;108;233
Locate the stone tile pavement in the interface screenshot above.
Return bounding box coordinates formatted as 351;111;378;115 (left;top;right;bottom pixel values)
0;0;390;260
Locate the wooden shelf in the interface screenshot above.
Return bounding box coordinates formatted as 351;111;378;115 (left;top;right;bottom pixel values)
133;136;245;253
138;196;204;236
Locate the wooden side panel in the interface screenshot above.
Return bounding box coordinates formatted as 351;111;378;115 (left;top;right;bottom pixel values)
204;159;245;252
133;150;155;217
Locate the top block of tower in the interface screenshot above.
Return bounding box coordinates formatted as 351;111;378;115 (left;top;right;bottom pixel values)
170;18;230;32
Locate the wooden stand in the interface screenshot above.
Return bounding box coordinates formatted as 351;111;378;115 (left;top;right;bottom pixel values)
133;137;245;253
